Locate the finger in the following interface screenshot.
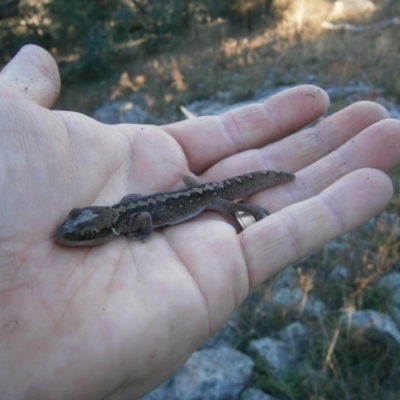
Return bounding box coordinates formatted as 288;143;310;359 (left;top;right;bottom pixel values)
295;118;400;199
242;168;393;288
0;45;60;108
285;101;390;172
205;101;390;179
250;117;400;213
202;113;400;219
163;85;329;173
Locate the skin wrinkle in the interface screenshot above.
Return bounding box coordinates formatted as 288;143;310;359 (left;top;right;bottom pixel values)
316;101;387;151
267;118;332;172
276;172;298;211
230;256;245;311
260;127;317;173
219;111;246;155
124;129;137;195
331;144;355;174
82;153;123;206
106;249;126;298
309;121;332;154
50;282;80;336
276;208;303;262
165;234;213;336
62;248;88;284
39;60;60;100
59;116;88;193
234;232;255;305
129;129;187;193
239;147;276;173
240;228;271;289
234;234;250;310
287;194;346;259
260;99;283;141
309;137;358;189
344;101;388;131
22;47;60;107
35;253;62;323
207;231;244;312
0;245;35;297
318;191;347;234
294;147;353;204
113;132;132;177
99;159;132;205
51;250;93;335
89;251;126;310
259;140;289;172
239;231;252;290
127;242;139;280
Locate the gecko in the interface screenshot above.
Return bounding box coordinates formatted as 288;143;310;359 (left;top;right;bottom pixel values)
55;170;295;246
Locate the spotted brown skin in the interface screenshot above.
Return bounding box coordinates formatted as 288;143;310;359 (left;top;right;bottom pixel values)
55;171;295;246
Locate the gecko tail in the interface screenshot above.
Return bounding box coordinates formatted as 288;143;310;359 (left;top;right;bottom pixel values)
221;170;295;200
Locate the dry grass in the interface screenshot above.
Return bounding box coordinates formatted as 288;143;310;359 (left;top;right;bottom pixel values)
54;0;400;122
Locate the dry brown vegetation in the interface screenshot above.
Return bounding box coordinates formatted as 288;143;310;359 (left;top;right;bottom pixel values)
53;0;400;122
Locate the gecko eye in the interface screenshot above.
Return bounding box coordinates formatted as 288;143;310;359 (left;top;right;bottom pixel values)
82;230;98;240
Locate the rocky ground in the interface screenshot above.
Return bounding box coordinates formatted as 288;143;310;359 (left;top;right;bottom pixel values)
89;85;400;399
138;211;400;400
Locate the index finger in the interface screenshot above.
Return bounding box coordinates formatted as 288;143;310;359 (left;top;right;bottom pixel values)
163;85;329;173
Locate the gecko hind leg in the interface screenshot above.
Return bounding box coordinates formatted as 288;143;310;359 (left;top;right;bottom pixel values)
206;198;268;221
182;175;201;188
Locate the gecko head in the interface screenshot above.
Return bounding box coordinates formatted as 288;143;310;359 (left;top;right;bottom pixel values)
55;206;119;246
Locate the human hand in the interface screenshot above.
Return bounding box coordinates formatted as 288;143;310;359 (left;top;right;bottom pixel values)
1;45;399;399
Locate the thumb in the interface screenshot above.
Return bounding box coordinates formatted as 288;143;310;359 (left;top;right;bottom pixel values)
0;45;60;108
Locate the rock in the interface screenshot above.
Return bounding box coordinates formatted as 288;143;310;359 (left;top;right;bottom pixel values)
240;388;279;400
269;288;326;318
247;322;309;378
184;87;289;117
278;322;309;358
325;83;373;101
270;287;302;307
327;0;376;21
340;310;400;345
321;240;355;271
393;307;400;325
378;272;400;306
271;266;298;291
140;381;175;400
360;212;400;238
92;101;155;124
373;97;400;120
247;337;294;377
329;264;350;282
173;347;254;400
200;311;244;350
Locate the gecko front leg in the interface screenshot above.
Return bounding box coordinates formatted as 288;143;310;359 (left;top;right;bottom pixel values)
118;193;145;206
124;212;154;242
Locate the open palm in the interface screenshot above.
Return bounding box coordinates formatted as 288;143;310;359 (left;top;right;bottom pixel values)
1;45;400;399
